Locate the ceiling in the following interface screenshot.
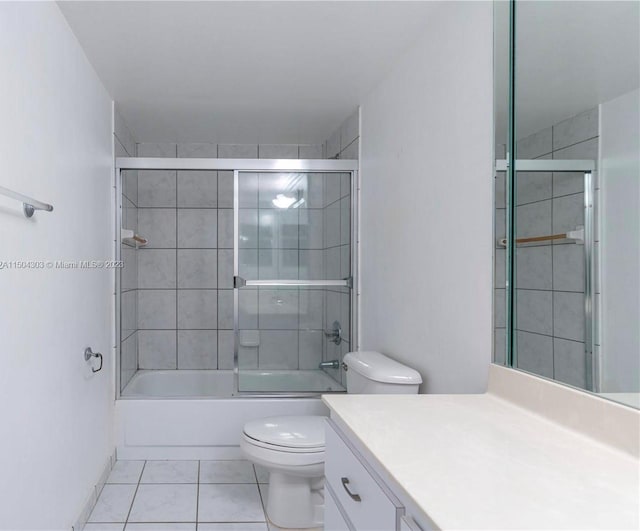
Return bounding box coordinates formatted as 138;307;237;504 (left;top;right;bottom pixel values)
494;0;639;143
58;1;437;144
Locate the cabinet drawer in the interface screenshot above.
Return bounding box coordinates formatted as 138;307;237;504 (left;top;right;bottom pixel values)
325;483;354;531
325;420;404;531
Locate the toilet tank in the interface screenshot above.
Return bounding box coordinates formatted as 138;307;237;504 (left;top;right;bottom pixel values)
343;351;422;394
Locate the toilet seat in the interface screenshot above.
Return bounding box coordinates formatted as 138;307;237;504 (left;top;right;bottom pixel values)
243;415;326;451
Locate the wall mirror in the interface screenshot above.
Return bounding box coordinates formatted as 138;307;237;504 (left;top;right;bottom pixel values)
493;0;639;409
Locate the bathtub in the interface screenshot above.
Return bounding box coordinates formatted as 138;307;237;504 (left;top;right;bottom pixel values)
116;369;344;459
121;369;345;397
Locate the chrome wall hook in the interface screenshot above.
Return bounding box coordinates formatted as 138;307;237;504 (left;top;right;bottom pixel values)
84;347;103;373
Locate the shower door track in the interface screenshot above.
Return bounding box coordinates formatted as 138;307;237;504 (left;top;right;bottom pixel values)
114;157;359;399
496;158;597;391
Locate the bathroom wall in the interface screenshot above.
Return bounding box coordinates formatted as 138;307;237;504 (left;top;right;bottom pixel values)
359;1;494;393
599;88;639;392
0;3;114;528
131;142;336;373
321;109;359;383
495;108;600;390
115;111;139;390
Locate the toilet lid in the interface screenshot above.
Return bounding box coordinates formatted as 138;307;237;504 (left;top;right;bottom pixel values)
243;416;326;449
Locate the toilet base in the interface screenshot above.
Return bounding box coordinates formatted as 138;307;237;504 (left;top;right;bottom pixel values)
265;471;324;529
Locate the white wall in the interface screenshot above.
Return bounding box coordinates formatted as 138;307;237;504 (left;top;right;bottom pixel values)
359;1;494;393
599;88;640;392
0;3;114;529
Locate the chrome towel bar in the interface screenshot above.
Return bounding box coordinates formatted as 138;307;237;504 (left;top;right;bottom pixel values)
0;185;54;218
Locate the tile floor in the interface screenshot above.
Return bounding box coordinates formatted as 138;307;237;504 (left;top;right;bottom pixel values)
85;460;317;531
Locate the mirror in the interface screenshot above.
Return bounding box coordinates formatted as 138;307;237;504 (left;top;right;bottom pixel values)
493;0;640;409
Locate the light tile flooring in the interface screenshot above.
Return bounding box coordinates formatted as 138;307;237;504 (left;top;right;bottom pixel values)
85;460;316;531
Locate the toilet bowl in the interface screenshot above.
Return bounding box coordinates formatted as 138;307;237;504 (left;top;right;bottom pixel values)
241;351;422;529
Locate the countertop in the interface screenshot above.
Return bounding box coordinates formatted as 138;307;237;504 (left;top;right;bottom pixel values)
322;393;640;530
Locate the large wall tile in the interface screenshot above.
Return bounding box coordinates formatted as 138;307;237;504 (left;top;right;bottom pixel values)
258;249;298;279
552;107;598;151
516;246;552;290
258;209;299;249
553;291;584;342
552;193;584;237
516;289;552;335
218;144;258;159
516;127;552;159
123;170;138;205
178;330;217;369
258;330;298;369
495;248;506;287
299;209;324;249
323;201;340;248
516;200;552;242
121;289;137;339
516;155;552;204
305;173;325;208
325;128;341;159
178;209;218;248
494;328;506;365
299;330;323;369
217;249;233;289
553;338;587;389
218;171;234;208
299;290;324;330
324;173;341;207
553;244;584;292
138;249;177;289
258;144;298;159
177;290;217;329
137;143;177;157
121;247;138;291
494;289;506;328
217;209;233;249
139;330;177;369
217;289;233;330
340;197;351;245
138;290;176;329
516;331;553;378
138;170;177;207
238;249;258;281
177;171;217;207
217;330;234;369
340;245;351;279
258;289;299;329
137;209;176;248
178;249;217;288
495;172;505;209
239;289;258;329
299;249;324;280
553;138;597;197
299;144;323;159
177;143;217;158
239;209;258;248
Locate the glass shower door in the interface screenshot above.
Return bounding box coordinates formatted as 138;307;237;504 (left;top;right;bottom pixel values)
234;171;352;393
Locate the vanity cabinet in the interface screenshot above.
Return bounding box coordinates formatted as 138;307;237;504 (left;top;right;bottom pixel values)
325;419;428;531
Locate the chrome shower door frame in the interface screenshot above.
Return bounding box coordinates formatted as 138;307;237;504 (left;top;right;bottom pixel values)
496;158;596;390
114;157;359;399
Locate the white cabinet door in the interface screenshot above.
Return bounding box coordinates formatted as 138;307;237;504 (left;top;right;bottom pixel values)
325;484;353;531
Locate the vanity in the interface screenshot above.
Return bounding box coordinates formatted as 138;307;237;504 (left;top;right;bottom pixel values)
322;365;639;531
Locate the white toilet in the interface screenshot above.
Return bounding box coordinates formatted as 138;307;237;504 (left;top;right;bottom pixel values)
240;351;422;529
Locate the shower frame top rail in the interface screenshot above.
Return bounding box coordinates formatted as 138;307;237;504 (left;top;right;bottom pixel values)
0;185;54;218
116;157;358;172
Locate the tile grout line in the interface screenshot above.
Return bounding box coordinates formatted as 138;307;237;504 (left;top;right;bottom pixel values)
123;460;146;528
195;460;201;528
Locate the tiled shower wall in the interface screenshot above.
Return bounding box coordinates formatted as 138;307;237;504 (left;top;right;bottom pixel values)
494;107;600;390
321;108;359;384
132;141;334;371
115;111;139;390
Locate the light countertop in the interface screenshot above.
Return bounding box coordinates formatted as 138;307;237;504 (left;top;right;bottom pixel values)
322;393;640;530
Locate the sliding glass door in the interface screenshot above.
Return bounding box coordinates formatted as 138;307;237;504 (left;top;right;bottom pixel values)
234;171;354;393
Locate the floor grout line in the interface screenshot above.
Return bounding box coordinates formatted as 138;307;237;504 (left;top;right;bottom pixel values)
122;460;146;529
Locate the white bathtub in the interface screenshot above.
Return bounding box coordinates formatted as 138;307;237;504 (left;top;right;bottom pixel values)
121;369;345;398
116;369;344;459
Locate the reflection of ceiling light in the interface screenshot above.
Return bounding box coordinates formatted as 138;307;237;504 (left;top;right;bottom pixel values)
272;194;296;209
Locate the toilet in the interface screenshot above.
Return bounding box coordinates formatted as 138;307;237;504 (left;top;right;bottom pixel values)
240;351;422;529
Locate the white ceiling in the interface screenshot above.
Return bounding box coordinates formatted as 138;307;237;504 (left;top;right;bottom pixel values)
58;1;437;144
494;0;639;143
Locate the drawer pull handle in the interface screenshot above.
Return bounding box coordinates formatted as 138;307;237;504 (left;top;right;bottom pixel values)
341;477;361;502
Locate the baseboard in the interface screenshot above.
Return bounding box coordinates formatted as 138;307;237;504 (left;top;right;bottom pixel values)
72;448;116;531
116;445;243;460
